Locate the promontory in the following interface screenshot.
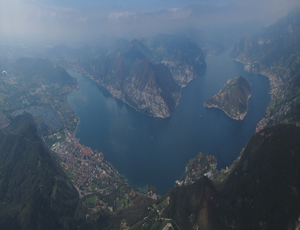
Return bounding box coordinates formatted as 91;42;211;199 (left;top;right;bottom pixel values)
204;76;251;120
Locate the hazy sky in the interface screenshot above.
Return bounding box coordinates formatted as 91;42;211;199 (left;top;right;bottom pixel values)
0;0;299;43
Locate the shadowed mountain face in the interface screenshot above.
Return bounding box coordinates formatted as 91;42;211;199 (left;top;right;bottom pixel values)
231;8;300;128
0;113;79;230
221;124;300;229
204;76;251;120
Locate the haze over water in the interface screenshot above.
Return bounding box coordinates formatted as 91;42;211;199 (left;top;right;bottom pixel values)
67;50;270;195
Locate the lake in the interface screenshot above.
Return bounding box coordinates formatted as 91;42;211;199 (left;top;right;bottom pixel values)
67;50;270;195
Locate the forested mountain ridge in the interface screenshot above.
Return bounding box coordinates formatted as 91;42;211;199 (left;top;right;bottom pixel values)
0;113;79;230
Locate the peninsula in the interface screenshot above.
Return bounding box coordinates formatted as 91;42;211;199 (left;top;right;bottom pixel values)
204;76;251;120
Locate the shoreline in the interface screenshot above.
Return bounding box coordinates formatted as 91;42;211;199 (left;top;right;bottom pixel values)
70;67;177;118
63;55;267;195
64;69;159;198
70;66;208;119
232;57;283;132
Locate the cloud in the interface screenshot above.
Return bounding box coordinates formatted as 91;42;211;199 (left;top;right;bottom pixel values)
108;12;137;20
161;7;193;19
48;6;80;13
77;17;87;22
168;8;179;13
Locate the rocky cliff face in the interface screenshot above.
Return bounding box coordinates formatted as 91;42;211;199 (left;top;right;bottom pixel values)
204;76;251;120
92;36;205;118
93;40;181;117
231;8;300;129
123;60;180;117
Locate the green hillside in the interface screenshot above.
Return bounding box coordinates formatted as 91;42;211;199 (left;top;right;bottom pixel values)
0;113;79;230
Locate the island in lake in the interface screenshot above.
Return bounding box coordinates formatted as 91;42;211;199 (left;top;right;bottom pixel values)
204;76;251;120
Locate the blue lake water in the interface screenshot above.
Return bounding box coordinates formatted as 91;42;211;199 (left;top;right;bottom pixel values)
67;50;270;195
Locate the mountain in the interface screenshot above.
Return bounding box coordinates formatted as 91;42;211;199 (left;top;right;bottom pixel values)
0;113;79;230
90;35;207;117
141;34;207;86
231;8;300;129
93;39;181;117
204;76;251;120
220;124;300;230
